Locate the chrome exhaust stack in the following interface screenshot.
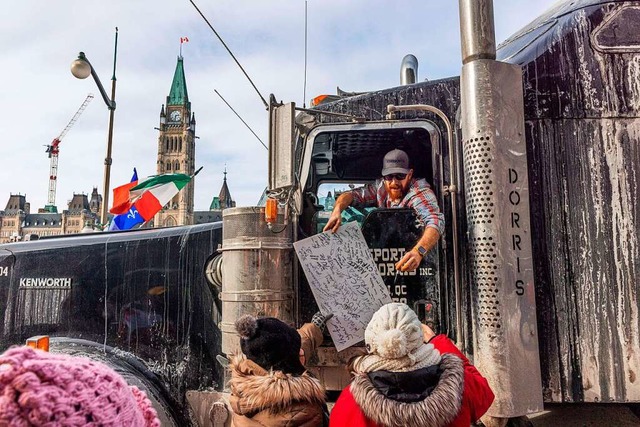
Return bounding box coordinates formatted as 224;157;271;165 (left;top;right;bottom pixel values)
459;0;496;63
400;54;418;85
458;0;543;419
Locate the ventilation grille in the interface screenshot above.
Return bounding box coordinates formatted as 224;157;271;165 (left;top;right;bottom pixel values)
464;135;502;335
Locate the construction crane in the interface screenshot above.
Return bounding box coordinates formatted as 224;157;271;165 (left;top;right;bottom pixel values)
43;94;94;213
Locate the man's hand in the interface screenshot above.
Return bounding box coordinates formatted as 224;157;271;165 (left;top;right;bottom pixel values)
322;192;353;233
395;248;422;272
421;323;436;343
323;210;342;233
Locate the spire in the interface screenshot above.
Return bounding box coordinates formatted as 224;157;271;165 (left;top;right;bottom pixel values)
218;167;235;209
167;57;190;107
189;112;196;132
160;104;166;117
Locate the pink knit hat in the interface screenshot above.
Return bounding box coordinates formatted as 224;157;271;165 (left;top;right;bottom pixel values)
0;346;161;426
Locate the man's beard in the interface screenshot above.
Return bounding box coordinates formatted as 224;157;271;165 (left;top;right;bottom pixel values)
388;186;404;201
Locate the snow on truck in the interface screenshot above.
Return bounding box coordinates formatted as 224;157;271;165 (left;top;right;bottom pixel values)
1;0;639;425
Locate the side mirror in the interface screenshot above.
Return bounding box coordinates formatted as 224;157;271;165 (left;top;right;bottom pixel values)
268;99;296;191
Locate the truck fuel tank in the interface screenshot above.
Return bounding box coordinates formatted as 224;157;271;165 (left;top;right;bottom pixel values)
219;207;294;357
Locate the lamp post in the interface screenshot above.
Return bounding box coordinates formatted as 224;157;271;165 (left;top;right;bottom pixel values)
71;27;118;227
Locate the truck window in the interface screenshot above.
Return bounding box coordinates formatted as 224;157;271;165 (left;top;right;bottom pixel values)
315;183;375;233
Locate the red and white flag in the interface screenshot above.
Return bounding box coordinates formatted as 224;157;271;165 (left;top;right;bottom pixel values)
180;36;189;44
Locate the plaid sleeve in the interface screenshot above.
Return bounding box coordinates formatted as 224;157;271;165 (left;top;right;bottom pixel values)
350;183;378;208
409;181;445;235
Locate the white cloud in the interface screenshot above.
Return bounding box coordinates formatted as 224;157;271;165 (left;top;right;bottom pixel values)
0;0;559;211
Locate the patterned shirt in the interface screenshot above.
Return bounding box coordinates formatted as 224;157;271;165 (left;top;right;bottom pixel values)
350;178;444;235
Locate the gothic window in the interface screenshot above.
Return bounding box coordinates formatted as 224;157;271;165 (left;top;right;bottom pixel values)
175;161;180;171
167;162;172;171
179;137;182;151
165;137;169;151
164;216;177;227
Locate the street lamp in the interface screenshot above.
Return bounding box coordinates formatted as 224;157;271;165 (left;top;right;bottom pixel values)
71;27;118;227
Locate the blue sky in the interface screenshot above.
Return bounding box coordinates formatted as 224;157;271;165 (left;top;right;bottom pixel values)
0;0;560;211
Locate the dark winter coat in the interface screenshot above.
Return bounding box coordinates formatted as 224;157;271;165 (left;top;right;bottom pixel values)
329;335;495;427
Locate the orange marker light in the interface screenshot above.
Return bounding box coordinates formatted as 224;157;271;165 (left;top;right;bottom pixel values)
311;95;329;106
26;335;50;352
265;198;278;224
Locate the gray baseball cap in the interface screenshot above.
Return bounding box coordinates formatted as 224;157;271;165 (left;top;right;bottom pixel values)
381;149;410;176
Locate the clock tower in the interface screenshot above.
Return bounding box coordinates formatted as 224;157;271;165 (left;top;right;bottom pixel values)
155;56;196;227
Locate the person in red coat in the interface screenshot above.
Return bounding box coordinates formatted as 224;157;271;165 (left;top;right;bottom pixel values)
330;302;494;427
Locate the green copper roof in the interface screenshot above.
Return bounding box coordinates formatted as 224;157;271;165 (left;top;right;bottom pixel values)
210;197;220;210
167;57;189;106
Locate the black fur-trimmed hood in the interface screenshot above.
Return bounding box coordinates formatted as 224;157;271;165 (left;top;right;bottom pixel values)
349;353;464;427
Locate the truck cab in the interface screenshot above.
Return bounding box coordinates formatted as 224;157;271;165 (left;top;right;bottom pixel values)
260;103;463;390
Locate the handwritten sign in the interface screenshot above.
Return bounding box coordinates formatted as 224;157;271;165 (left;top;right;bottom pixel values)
294;221;391;351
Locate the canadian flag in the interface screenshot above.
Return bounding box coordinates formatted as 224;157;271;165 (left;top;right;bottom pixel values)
180;36;189;44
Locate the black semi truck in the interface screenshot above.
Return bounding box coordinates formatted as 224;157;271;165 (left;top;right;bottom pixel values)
1;1;639;425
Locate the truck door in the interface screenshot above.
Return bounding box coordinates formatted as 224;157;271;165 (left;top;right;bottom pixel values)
297;120;452;334
361;209;440;329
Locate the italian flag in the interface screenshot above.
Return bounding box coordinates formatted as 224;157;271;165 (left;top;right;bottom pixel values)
110;168;138;215
129;173;192;221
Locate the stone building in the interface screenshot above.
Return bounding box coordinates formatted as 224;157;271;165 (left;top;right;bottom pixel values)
89;187;102;215
154;55;196;227
1;55;238;239
0;193;100;243
152;55;236;228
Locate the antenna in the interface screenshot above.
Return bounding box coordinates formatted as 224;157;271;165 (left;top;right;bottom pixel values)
189;0;269;109
303;0;308;108
214;89;268;150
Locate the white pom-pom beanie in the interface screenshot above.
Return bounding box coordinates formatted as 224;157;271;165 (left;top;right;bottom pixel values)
365;303;424;357
354;303;441;373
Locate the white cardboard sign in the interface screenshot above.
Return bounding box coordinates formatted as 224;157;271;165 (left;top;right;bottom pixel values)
293;221;391;351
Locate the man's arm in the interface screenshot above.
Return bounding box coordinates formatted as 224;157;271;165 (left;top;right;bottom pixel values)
395;226;440;272
395;181;444;272
322;192;354;233
323;183;379;233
